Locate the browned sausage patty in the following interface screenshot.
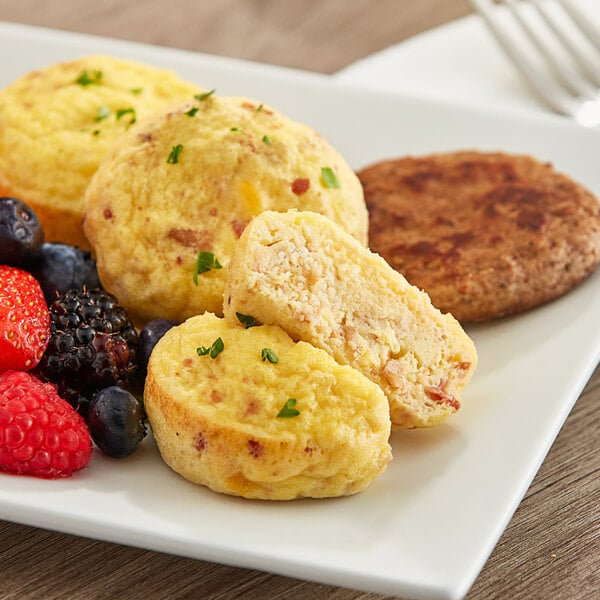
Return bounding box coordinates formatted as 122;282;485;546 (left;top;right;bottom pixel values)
357;151;600;322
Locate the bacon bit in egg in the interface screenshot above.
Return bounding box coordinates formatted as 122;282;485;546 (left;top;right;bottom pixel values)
292;177;310;195
248;439;263;458
168;228;214;249
231;219;248;238
245;399;260;415
457;361;472;377
382;359;406;389
425;380;460;410
194;433;207;452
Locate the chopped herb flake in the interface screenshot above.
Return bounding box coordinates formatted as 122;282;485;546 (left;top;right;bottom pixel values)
236;313;256;328
185;107;199;117
193;251;223;284
194;89;215;101
262;135;272;146
277;398;300;418
196;337;224;359
75;70;103;86
321;167;341;189
95;106;111;121
130;87;143;95
167;144;184;164
116;107;136;125
261;348;278;363
230;127;244;132
254;104;264;112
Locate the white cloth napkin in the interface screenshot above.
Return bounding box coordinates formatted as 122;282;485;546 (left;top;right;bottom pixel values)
334;1;600;118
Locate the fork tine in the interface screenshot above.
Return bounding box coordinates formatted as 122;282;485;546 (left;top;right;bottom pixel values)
469;0;582;115
504;0;596;98
558;0;600;51
533;0;600;87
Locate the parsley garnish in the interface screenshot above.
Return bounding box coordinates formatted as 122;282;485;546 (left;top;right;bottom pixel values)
236;313;256;328
196;337;224;359
167;144;184;164
230;127;244;133
193;251;223;284
194;89;215;101
94;106;111;122
262;135;272;146
277;398;300;418
321;167;341;189
185;107;199;117
130;87;143;95
261;348;278;363
116;107;136;125
254;104;264;112
75;70;103;86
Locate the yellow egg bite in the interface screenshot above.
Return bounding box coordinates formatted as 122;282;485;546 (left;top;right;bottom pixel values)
0;54;203;248
224;210;478;429
83;93;367;325
144;313;391;500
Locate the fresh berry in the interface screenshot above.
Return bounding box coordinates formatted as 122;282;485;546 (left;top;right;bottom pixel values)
0;197;44;268
87;386;146;458
36;288;138;415
0;265;50;373
29;242;101;305
0;370;92;478
137;318;177;381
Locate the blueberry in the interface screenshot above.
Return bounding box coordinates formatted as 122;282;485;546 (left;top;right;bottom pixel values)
29;242;101;304
0;197;44;267
87;386;146;458
138;318;177;377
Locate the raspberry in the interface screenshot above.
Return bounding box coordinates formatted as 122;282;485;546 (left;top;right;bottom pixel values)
0;370;92;478
36;288;138;415
0;265;50;373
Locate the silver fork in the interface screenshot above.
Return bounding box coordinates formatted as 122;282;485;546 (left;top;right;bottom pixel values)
469;0;600;126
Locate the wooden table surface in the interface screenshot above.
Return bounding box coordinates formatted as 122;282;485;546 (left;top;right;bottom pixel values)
0;1;598;599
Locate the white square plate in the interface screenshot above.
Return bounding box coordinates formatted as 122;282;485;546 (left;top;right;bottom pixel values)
1;22;599;600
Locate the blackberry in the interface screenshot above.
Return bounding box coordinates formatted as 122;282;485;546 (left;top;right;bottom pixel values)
36;288;138;415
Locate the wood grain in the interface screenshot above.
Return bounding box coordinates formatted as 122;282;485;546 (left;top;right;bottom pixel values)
0;1;598;599
0;0;471;73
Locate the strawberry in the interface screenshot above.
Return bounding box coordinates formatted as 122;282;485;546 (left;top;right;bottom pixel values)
0;265;50;373
0;370;92;478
